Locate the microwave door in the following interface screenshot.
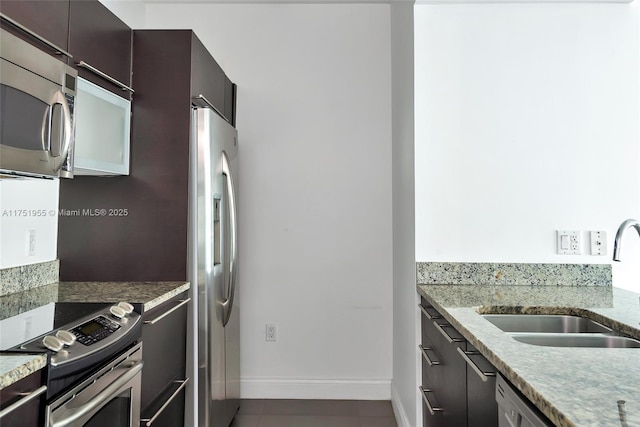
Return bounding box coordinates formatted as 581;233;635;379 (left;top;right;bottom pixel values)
0;59;71;177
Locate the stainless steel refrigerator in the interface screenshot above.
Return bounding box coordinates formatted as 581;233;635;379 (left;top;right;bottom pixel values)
188;107;240;427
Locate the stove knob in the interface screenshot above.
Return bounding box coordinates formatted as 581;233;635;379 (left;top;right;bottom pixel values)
110;305;126;319
117;302;134;315
56;330;76;346
43;335;63;352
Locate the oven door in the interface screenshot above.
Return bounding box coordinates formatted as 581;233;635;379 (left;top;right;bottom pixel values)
46;343;142;427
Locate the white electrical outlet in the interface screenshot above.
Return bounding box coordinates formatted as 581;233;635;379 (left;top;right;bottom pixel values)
23;317;32;341
556;230;582;255
266;323;277;341
27;230;36;256
590;230;607;256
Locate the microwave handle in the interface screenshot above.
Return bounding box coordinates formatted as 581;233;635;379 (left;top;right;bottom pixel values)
49;91;73;171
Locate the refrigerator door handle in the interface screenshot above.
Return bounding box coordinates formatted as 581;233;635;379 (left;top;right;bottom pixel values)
221;150;237;327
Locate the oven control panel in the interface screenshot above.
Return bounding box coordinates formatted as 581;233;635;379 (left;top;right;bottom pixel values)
71;315;121;346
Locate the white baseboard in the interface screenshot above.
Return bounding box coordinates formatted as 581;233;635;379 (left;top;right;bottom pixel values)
390;383;412;427
240;377;392;400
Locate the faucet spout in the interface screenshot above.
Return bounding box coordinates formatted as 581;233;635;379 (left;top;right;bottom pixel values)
612;219;640;262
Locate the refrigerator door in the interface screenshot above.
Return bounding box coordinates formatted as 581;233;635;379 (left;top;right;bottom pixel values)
221;150;241;421
195;108;239;427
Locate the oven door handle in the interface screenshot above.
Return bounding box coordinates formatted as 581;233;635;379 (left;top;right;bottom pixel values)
50;361;143;427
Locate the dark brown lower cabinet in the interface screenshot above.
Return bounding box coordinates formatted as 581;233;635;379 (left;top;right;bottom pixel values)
140;291;190;427
464;343;500;426
0;368;46;427
140;381;186;427
419;298;498;427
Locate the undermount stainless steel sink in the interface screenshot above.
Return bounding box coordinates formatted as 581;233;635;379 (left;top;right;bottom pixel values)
482;314;612;334
510;333;640;348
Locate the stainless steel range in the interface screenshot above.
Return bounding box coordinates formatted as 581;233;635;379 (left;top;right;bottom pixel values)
1;300;143;427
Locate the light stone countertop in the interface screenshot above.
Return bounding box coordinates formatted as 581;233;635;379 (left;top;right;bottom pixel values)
417;284;640;427
0;354;47;389
56;281;190;312
0;281;190;321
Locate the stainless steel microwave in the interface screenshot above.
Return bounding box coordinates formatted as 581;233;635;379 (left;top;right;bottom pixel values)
0;27;76;178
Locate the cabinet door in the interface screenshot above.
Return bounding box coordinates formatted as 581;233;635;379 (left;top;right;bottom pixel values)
0;0;69;57
463;343;499;427
0;369;45;427
191;33;229;122
68;0;132;97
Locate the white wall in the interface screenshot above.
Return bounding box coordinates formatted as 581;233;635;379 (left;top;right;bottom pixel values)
390;3;417;427
145;3;394;399
414;3;640;292
100;0;146;28
0;178;59;268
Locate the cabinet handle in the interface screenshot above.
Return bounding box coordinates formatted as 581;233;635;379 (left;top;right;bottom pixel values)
418;344;441;366
433;321;464;343
144;298;191;325
0;385;47;419
76;61;134;93
140;378;189;426
0;13;73;58
192;94;230;123
418;304;441;320
456;347;496;382
419;386;443;416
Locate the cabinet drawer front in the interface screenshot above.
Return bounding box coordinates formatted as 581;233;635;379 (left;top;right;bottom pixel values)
141;294;189;410
141;378;188;427
0;370;44;427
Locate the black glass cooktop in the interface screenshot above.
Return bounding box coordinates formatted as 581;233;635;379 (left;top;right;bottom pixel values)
0;288;110;351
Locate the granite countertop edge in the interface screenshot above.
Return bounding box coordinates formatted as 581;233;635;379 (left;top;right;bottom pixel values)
0;354;47;390
417;284;640;427
55;281;191;312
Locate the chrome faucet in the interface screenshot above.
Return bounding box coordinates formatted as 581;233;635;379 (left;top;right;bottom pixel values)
612;219;640;261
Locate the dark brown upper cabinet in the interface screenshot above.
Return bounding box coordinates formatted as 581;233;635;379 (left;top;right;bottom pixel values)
190;35;229;123
58;30;236;282
68;0;133;98
0;0;71;59
189;32;236;125
0;0;132;97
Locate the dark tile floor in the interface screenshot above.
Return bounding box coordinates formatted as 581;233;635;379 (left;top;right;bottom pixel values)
230;399;398;427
